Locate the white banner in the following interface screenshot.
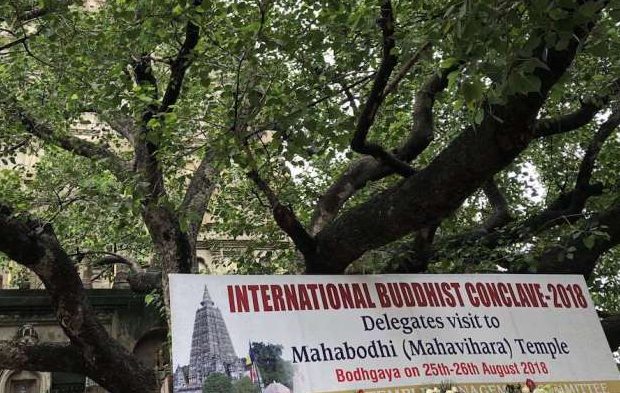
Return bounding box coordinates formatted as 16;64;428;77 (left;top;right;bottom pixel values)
169;274;619;393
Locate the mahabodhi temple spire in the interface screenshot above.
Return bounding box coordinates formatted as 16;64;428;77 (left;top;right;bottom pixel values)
174;285;245;392
201;285;214;307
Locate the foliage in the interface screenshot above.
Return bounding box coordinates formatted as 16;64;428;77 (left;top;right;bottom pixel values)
250;342;293;388
1;0;620;391
0;146;151;257
202;372;233;393
590;249;620;312
0;0;618;306
1;2;620;278
232;377;261;393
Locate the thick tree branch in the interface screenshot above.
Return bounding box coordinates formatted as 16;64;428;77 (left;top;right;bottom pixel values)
382;42;431;98
386;225;438;273
395;109;620;270
431;181;605;267
127;271;162;293
132;56;166;201
160;0;202;113
0;35;30;53
447;178;513;243
388;178;511;271
350;0;416;177
1;100;131;176
518;184;603;236
83;252;143;273
133;10;208;276
310;66;455;235
100;112;138;146
534;77;620;138
395;66;458;161
142;203;193;276
75;251;162;293
247;170;315;257
439;110;617;258
0;341;85;373
127;2;205;279
534;203;620;279
132;0;204;199
309;157;390;235
527;111;620;278
535;101;601;137
576;107;620;188
0;204;158;393
177;148;218;273
131;56;194;287
179;147;217;245
309;10;596;273
481;179;512;231
514;107;620;237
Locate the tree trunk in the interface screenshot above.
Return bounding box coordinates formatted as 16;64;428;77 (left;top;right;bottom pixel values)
143;203;194;329
0;206;160;393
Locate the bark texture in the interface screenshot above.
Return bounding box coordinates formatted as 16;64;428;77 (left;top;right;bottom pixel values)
0;205;159;393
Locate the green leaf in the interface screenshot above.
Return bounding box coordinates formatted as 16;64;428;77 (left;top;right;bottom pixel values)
549;8;569;20
578;2;603;18
509;72;541;94
163;112;178;125
172;4;184;16
440;57;460;69
461;80;484;105
474;108;484;124
145;293;155;305
138;94;154;104
583;235;596;250
147;118;161;129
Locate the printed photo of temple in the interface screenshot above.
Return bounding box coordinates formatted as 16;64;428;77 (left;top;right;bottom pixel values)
173;286;246;393
173;285;294;393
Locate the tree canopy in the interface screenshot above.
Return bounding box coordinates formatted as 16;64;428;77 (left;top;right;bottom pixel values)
250;342;293;388
202;372;233;393
0;0;620;392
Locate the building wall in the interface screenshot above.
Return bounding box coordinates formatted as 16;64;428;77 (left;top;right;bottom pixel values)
0;370;51;393
0;290;164;393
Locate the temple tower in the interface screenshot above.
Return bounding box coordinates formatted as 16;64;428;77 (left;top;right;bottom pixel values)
185;286;244;388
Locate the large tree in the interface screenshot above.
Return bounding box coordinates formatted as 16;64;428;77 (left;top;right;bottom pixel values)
0;0;619;392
